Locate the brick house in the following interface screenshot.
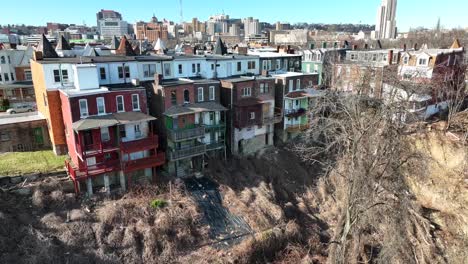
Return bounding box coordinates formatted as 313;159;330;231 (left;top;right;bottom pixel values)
151;76;227;177
221;76;281;155
0;115;51;152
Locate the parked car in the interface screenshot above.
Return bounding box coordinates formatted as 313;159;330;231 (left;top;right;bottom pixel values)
6;104;35;114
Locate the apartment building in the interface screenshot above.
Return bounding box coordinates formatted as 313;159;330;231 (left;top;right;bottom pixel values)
151;76;227;177
300;48;347;86
273;72;319;142
220;76;281;155
248;47;302;75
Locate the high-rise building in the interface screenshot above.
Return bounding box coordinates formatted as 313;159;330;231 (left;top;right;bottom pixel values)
243;17;261;38
96;9;122;34
98;19;128;39
374;0;397;39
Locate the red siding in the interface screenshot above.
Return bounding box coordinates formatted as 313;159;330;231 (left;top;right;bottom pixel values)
163;84;195;109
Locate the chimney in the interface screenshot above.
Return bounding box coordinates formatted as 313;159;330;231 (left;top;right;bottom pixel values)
154;74;163;86
364;43;369;49
403;43;407;51
261;70;268;77
276;45;280;53
184;45;194;55
236;46;248;55
388;50;394;65
413;43;418;51
33;51;43;61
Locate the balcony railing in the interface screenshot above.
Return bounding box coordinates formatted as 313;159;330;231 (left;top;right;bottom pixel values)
168;145;206;161
76;141;118;159
204;122;226;131
167;126;205;142
206;141;225;151
263;108;283;124
285;123;310;133
66;159;121;181
122;152;165;173
121;134;159;153
284;108;306;118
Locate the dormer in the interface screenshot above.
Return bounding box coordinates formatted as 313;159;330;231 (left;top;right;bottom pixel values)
416;53;431;67
72;64;99;90
401;52;411;65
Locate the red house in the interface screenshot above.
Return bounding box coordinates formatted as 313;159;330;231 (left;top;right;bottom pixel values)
61;83;165;195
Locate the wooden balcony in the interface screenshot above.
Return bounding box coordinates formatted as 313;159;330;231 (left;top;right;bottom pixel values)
121;134;159;153
285;123;310;133
66;159;121;181
122;152;165;173
76;141;119;160
284;108;306;118
167;126;205;142
168;145;206;161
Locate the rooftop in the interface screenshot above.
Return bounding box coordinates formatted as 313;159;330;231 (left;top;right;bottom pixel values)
72;112;156;131
0;113;45;126
34;54;172;64
164;102;227;117
272;72;317;78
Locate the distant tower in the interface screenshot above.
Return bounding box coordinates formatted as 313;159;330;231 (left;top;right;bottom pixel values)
435;17;441;33
179;0;184;23
374;0;397;39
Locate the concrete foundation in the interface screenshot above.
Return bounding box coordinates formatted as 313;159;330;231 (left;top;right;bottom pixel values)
86;178;93;196
103;174;110;195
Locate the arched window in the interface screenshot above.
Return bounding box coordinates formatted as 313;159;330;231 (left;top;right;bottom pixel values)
171;91;177;105
0;56;5;64
183;89;190;103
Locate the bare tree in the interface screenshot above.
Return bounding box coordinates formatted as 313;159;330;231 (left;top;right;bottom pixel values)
293;90;443;263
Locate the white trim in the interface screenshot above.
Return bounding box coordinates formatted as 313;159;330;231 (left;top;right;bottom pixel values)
79;99;89;118
209;86;215;101
116;95;125;113
131;94;140;111
197;87;204;102
96;97;106;115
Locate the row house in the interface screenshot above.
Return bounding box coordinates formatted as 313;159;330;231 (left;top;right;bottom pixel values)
0;46;35;109
273;72;319;142
31;35;171;155
248;47;302;75
60;71;164;194
300;48;348;86
220;76;281;155
331;49;400;98
151;76;227;177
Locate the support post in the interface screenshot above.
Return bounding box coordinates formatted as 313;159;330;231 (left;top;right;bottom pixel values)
103;174;110;195
86;177;93;196
119;171;126;191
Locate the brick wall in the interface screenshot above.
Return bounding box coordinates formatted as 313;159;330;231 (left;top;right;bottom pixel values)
0;119;51;152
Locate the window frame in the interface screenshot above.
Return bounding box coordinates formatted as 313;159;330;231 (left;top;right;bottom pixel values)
118;66;130;79
99;67;107;80
116;95;125;113
178;64;183;74
197;87;204;102
237;61;242;72
242;87;252;97
79;99;89;118
24;70;32;81
100;127;110;142
96;97;106;115
209;86;215;101
250;112;255;120
131;94;140;111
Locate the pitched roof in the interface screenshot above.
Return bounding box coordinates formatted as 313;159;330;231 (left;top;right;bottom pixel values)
83;48;100;57
56;35;71;50
213;37;227;55
110;36;120;50
154;38;166;54
116;36;136;56
37;34;58;58
451;39;461;49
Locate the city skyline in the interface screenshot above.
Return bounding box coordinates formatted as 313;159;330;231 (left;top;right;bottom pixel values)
1;0;467;32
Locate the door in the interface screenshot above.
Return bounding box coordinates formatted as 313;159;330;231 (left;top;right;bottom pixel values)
83;131;93;146
33;127;44;145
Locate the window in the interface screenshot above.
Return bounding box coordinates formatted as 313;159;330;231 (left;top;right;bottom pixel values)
53;69;61;82
260;83;269;93
403;56;409;65
116;95;124;112
250;112;255;120
192;64;196;73
118;66;130;79
262;61;268;70
10;73;14;81
209;86;215;100
418;58;427;66
61;70;68;82
119;126;126;138
134;124;142;138
7;56;10;64
143;64;156;78
53;69;68;83
0;74;2;81
0;131;10;141
197;87;204;102
96;97;105;115
242;87;251;97
296;79;301;90
288;79;293;91
132;94;140;111
178;64;183;74
350;54;356;60
276;59;281;70
79;99;88;117
197;63;201;73
24;70;32;81
211;64;215;71
248;61;256;70
372;54;377;61
164;63;172;76
100;127;110;142
237;61;242;72
171;91;177;105
100;67;106;80
0;56;5;64
183;90;190;103
4;73;9;82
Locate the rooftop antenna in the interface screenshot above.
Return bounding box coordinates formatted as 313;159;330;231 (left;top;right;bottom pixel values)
179;0;183;23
